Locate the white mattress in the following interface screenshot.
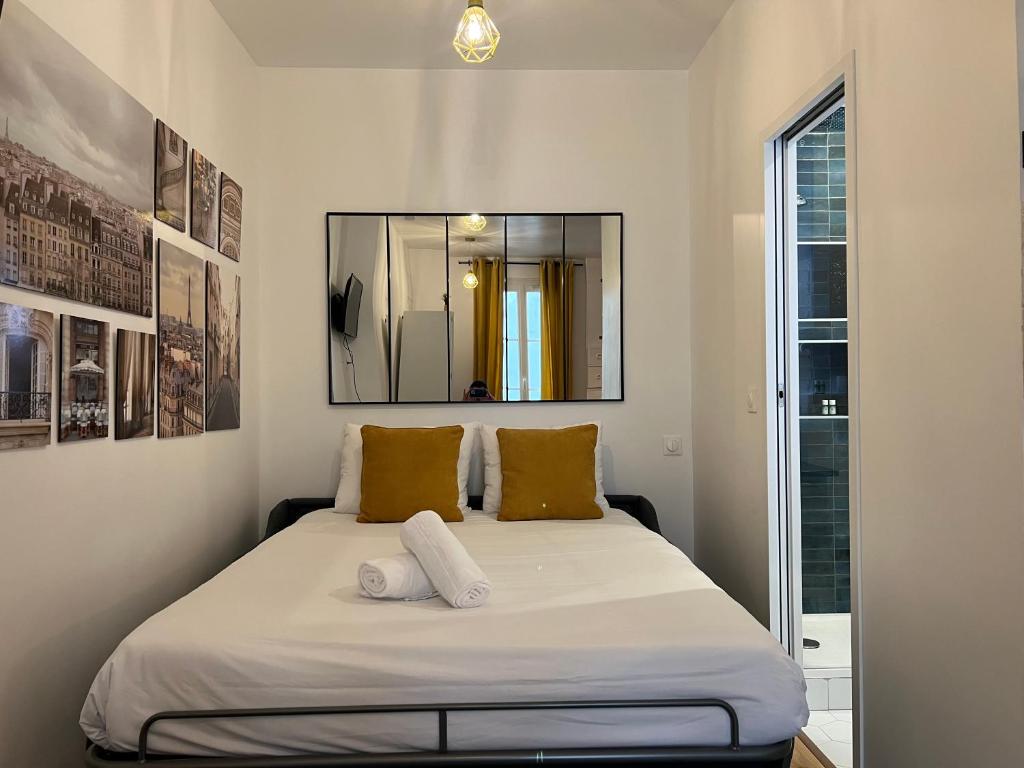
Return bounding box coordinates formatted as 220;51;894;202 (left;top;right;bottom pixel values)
81;509;808;757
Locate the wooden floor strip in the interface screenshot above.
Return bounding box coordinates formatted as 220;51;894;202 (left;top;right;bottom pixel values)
792;733;835;768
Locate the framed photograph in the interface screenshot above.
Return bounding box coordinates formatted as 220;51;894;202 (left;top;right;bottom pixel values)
218;172;242;262
157;240;204;437
190;148;219;249
0;300;54;450
115;329;156;440
58;315;109;442
205;262;240;430
155;119;188;232
0;0;154;317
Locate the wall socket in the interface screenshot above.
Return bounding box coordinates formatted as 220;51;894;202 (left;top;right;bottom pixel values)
663;435;683;456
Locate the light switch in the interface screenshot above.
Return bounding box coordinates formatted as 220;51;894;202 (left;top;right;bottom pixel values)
663;435;683;456
746;386;758;414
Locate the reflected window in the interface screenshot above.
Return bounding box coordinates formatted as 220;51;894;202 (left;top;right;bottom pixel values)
525;289;541;399
503;283;542;401
503;290;519;401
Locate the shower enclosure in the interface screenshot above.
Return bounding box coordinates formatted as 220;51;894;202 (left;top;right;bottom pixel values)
793;103;851;715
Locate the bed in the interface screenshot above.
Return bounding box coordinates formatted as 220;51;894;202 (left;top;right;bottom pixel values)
82;496;807;767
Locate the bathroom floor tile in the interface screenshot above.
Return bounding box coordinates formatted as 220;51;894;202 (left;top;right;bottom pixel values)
821;718;852;743
802;710;853;768
807;710;836;727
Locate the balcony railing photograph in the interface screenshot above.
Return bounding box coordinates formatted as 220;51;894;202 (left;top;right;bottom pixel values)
0;391;51;421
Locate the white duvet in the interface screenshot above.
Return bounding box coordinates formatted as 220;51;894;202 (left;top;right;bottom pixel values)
81;509;808;757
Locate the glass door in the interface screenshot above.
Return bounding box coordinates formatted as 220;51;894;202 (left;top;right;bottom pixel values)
777;90;855;768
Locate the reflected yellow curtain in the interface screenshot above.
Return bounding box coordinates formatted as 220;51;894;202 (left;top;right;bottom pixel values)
472;258;504;399
540;260;574;400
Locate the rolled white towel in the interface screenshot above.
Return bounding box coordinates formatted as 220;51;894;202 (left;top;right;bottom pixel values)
358;552;438;601
399;510;491;609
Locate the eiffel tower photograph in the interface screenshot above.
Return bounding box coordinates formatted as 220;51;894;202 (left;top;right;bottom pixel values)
156;240;204;438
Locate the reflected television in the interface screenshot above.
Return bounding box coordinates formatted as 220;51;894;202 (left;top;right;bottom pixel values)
331;273;363;339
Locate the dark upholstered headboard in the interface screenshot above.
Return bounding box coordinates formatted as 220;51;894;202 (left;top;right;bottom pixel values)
262;495;660;543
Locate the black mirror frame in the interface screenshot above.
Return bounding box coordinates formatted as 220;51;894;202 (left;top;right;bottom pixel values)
325;212;624;406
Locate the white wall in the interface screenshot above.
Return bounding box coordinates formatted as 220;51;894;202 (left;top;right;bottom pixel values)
1019;0;1024;198
689;0;1024;764
404;248;447;311
255;68;694;552
0;2;262;765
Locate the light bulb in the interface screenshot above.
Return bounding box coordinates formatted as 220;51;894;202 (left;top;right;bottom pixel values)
453;1;499;64
464;213;487;232
465;19;484;44
462;270;480;289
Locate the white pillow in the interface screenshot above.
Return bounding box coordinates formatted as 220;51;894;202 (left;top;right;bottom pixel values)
480;422;611;515
334;423;478;515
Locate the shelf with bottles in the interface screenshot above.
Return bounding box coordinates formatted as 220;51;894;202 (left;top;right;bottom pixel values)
804;399;846;417
799;393;848;418
798;334;847;408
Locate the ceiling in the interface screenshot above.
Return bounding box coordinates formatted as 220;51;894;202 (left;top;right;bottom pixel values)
211;0;734;70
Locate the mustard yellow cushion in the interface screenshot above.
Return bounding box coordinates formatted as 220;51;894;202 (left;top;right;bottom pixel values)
496;425;603;521
358;425;465;523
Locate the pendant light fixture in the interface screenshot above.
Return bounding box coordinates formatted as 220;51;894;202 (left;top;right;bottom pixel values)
462;236;480;289
463;213;487;232
453;0;500;64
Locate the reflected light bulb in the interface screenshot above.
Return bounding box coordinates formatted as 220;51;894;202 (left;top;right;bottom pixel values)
463;270;480;289
464;213;487;232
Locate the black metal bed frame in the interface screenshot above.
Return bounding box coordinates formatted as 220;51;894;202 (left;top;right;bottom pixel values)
83;496;794;767
86;699;793;767
262;495;663;542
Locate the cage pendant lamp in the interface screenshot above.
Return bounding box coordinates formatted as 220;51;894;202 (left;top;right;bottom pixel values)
453;0;500;64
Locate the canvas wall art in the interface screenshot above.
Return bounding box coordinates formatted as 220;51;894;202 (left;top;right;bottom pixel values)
190;149;219;249
155;120;188;233
115;329;156;440
218;172;242;261
0;0;154;317
205;262;241;430
0;300;54;450
58;315;109;442
157;240;204;438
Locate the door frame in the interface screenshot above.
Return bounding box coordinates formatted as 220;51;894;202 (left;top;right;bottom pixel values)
777;91;847;669
761;52;863;768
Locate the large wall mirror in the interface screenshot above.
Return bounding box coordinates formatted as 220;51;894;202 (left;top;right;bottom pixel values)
326;213;623;404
